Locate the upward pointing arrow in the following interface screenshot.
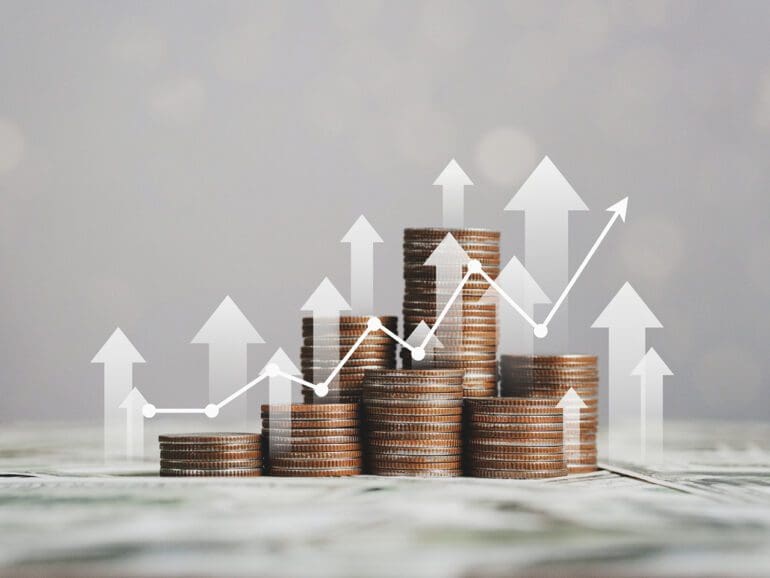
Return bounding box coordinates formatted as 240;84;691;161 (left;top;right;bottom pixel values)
505;156;588;351
425;233;471;350
192;296;264;424
557;387;588;468
302;278;350;398
260;347;300;459
480;256;549;356
341;215;383;315
593;282;662;463
119;387;147;460
434;158;473;228
631;347;673;465
406;321;443;368
92;327;145;459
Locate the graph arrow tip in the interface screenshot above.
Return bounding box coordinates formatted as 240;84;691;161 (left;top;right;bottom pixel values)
119;387;148;409
191;295;264;344
556;387;588;409
92;327;145;364
434;158;473;187
406;320;443;349
301;277;351;313
504;155;588;213
261;347;301;376
424;233;471;267
592;282;662;329
481;255;550;306
631;347;673;378
341;215;383;244
607;196;629;222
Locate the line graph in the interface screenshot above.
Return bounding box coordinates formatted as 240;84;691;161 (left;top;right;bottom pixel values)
143;197;625;419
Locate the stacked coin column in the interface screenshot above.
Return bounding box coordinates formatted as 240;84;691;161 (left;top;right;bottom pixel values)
301;316;398;404
362;369;464;477
261;403;362;476
158;433;263;477
464;398;567;479
401;228;500;398
500;355;598;473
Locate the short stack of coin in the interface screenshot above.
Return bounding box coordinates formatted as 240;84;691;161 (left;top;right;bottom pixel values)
158;433;263;477
464;398;567;479
499;355;598;474
401;228;500;398
261;403;362;476
362;369;464;477
301;315;398;403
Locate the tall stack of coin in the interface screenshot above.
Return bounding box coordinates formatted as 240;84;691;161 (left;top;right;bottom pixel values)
301;315;398;403
158;433;263;477
464;398;567;479
362;369;464;477
401;228;500;397
499;355;598;473
261;403;362;476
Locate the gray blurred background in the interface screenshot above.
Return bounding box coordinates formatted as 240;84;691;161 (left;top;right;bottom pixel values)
1;0;768;424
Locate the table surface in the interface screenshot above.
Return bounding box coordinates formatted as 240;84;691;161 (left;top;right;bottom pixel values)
1;421;769;577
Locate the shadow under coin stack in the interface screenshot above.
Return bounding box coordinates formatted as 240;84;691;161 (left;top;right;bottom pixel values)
261;403;362;476
464;398;567;479
500;355;598;474
401;228;500;398
362;369;464;477
158;433;263;477
302;316;398;403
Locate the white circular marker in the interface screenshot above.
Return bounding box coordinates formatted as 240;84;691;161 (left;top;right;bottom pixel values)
142;404;156;418
467;259;482;273
315;383;329;397
204;404;219;418
411;347;426;361
264;363;280;377
533;324;548;339
367;317;382;331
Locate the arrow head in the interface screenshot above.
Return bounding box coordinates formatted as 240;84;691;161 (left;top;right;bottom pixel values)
479;256;550;306
301;277;351;313
424;233;471;267
556;387;588;409
405;321;443;350
607;196;628;222
341;215;383;245
504;156;588;213
192;296;264;345
92;328;145;364
434;158;473;187
119;387;148;410
592;282;662;329
631;347;673;378
261;347;301;376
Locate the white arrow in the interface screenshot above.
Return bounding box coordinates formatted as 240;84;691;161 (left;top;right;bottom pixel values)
631;347;673;465
301;277;350;399
424;233;471;350
341;215;383;315
119;387;147;460
406;321;443;368
480;256;549;355
505;156;588;349
434;158;473;228
557;387;588;467
192;296;264;425
92;327;145;458
261;347;300;459
593;282;661;464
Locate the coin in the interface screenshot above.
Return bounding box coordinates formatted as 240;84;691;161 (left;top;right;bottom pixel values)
158;433;260;444
268;467;361;477
159;468;263;477
159;450;262;461
159;459;262;470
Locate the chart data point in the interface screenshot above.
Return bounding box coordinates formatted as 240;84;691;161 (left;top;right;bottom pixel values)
467;259;482;273
142;404;156;419
204;404;219;418
533;324;548;339
315;383;329;397
264;363;280;377
367;317;382;331
412;347;426;361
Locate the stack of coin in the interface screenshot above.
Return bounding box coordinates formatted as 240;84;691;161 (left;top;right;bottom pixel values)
362;369;464;477
261;403;362;476
499;355;598;474
464;398;567;479
158;433;263;477
301;315;398;403
401;228;500;397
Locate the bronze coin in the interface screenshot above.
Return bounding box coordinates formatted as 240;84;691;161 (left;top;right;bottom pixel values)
367;467;462;477
160;468;262;477
260;403;358;414
365;421;462;433
364;405;463;417
467;468;567;479
268;466;361;477
160;459;262;470
269;456;362;468
268;450;362;459
158;433;260;444
160;449;262;460
267;443;361;453
567;465;599;474
262;419;360;429
366;431;461;442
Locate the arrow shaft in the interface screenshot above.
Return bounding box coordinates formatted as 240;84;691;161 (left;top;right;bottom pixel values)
104;363;133;457
562;407;581;464
607;327;647;463
643;376;664;464
312;313;341;397
432;265;464;348
268;374;293;458
349;243;375;315
544;212;619;327
125;410;144;459
499;299;536;356
207;343;249;422
478;270;537;328
442;184;464;228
